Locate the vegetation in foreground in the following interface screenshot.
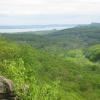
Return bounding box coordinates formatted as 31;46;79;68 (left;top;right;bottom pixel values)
0;23;100;100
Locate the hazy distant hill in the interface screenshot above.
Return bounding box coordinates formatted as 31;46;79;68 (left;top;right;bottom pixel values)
76;23;100;28
1;23;100;51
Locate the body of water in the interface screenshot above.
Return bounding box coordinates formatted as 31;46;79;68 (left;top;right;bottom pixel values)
0;25;76;33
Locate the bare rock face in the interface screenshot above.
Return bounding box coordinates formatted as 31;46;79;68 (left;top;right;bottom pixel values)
0;76;16;100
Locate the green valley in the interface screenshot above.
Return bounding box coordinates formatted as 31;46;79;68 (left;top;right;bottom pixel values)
0;23;100;100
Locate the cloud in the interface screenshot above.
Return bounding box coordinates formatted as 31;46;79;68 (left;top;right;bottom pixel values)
0;0;100;24
0;0;100;15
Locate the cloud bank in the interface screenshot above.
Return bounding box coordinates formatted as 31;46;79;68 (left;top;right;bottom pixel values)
0;0;100;25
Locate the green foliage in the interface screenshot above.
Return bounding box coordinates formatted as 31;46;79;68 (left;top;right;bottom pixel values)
1;23;100;52
85;44;100;62
0;24;100;100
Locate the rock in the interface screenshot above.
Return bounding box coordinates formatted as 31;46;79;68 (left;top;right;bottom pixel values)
0;76;16;100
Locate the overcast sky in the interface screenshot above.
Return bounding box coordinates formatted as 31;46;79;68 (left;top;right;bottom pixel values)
0;0;100;25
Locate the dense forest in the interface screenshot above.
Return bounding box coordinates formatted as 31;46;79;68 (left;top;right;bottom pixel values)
0;23;100;100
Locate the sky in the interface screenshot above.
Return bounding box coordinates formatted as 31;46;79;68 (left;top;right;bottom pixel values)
0;0;100;25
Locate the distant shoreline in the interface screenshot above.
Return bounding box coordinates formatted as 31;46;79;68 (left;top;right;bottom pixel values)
0;24;76;33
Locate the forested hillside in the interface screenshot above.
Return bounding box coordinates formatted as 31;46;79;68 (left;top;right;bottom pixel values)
0;23;100;100
1;23;100;52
